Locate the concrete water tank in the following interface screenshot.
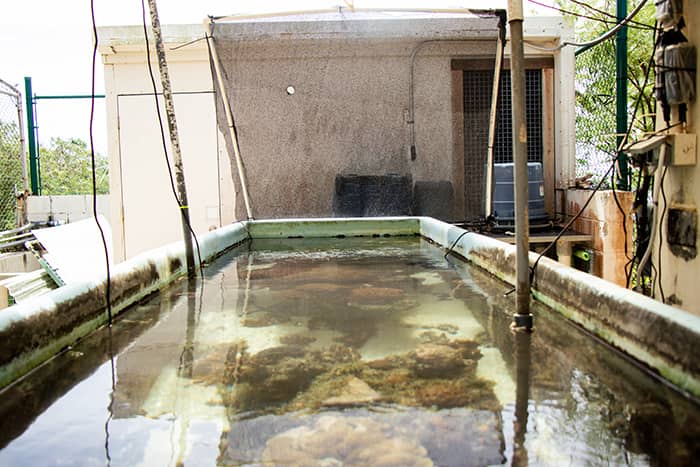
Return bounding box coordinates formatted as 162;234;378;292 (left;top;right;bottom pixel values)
492;162;548;225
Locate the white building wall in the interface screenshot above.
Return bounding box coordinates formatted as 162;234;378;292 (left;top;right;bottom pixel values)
99;16;574;262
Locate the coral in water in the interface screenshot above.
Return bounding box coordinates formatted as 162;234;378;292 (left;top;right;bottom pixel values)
279;333;317;346
261;415;433;467
226;343;363;411
409;344;466;378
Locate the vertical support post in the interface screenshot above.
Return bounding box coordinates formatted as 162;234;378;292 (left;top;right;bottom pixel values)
146;0;196;276
485;12;507;219
616;0;629;190
508;0;532;328
15;88;28;192
205;22;254;220
24;77;39;195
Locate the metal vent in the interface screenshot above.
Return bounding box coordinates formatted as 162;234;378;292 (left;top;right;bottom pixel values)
462;69;543;220
494;70;543;164
462;70;492;221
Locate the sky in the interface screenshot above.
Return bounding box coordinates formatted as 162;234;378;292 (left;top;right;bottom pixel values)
0;1;555;156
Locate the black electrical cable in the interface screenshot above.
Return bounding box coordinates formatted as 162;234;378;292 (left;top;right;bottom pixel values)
89;0;112;326
141;0;204;278
610;22;659;287
566;0;655;30
527;0;654;31
90;7;116;465
625;167;644;288
530;34;655;287
444;230;471;260
610;161;632;274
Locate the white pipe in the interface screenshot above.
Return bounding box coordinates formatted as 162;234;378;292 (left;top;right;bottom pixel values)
407;37;499;160
205;22;254;220
636;143;667;292
485;28;506;219
210;7;494;22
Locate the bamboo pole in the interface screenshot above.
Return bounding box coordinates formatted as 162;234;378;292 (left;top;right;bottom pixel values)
204;20;254;220
484;14;506;219
147;0;196;276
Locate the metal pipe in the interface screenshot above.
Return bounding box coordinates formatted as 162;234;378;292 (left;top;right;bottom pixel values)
204;21;254;220
507;0;532;327
147;0;196;277
16;88;28;193
408;39;489;161
615;0;629;190
34;94;105;100
0;79;29;194
485;15;507;219
24;77;39;195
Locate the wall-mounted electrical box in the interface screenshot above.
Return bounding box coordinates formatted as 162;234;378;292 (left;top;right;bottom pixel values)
624;133;696;167
667;133;696;166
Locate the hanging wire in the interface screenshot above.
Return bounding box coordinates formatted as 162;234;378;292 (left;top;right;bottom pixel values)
140;0;204;278
527;0;654;31
524;0;650;52
566;0;655;30
89;0;112;326
529;31;657;287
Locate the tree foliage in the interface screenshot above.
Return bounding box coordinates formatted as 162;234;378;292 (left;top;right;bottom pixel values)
557;0;656;182
39;137;109;196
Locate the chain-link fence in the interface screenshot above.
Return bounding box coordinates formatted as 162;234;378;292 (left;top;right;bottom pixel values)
574;41;618;188
0;79;28;231
572;0;656;190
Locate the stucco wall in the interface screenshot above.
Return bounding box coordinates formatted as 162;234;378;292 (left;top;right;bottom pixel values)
214;38;496;219
653;0;700;315
98;15;574;262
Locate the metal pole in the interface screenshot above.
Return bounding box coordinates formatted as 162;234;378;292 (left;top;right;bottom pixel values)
205;21;254;220
13;85;29;192
507;0;532;328
147;0;196;276
24;77;39;195
616;0;629;190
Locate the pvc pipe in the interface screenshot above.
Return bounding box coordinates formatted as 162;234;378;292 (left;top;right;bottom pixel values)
636;143;667;292
211;7;492;22
485;17;506;219
204;22;254;220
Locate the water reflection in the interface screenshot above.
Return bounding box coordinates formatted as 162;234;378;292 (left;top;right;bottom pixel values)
104;325;116;466
0;237;699;466
511;331;532;467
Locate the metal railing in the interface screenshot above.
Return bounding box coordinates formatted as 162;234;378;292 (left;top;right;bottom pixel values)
0;78;28;231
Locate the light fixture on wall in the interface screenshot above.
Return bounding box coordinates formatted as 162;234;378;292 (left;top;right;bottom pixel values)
286;86;295;96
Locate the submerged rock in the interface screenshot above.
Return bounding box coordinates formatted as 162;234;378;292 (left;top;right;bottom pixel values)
410;344;465;378
349;286;405;304
242;312;290;328
261;415;433;467
322;376;381;407
279;333;317;347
